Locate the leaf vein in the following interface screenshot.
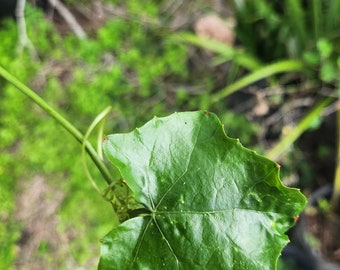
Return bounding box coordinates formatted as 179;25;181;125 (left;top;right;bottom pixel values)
155;119;203;209
153;216;180;267
132;217;153;264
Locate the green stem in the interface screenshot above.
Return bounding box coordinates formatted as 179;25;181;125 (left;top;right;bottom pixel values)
266;97;333;160
82;106;112;194
331;100;340;210
0;65;113;185
210;60;304;105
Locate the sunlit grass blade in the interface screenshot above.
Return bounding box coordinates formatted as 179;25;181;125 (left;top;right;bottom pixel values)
209;60;304;105
331;101;340;210
266;97;334;160
312;0;322;40
173;32;261;70
286;0;306;55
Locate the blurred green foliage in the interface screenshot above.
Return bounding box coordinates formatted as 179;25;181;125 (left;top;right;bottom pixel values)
2;0;337;268
233;0;340;86
0;15;39;269
0;1;259;268
232;0;339;190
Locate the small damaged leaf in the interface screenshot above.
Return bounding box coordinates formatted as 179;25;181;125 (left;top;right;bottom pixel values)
99;111;306;269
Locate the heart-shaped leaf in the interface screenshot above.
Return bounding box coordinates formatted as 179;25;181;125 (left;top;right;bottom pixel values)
99;111;306;269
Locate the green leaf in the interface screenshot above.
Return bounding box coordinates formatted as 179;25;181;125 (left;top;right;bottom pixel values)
320;61;336;82
100;111;306;269
317;38;333;59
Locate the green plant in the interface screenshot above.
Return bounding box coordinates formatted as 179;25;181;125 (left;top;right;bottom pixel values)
331;104;340;211
0;16;112;268
0;16;43;269
266;97;334;160
0;67;113;186
6;1;335;267
1;4;200;266
175;33;306;108
177;0;339;202
232;0;340;87
100;111;306;269
231;0;340;212
0;67;306;269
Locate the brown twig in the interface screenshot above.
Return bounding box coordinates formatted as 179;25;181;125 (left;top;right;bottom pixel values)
47;0;87;39
15;0;39;59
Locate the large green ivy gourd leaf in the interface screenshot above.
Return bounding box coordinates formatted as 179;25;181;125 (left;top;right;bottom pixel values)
99;111;306;269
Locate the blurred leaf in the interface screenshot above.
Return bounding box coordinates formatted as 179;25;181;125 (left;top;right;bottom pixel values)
308;115;322;130
100;111;306;269
317;38;333;59
303;51;320;66
320;61;336;82
174;32;261;70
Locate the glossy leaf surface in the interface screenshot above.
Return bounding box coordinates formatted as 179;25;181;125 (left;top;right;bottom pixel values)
99;111;306;269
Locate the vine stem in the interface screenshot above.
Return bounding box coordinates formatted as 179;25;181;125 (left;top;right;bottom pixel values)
0;65;113;185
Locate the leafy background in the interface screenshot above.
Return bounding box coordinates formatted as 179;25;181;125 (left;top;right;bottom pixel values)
0;0;339;269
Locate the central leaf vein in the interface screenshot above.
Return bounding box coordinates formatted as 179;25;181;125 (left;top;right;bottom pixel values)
132;217;153;263
153;216;180;267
